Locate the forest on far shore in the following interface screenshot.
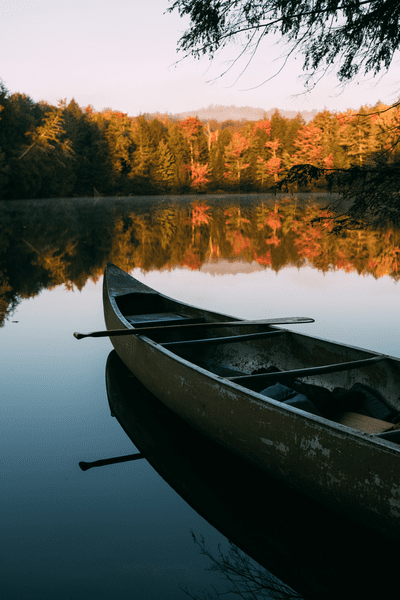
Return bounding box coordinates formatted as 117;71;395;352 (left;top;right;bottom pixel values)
1;81;399;200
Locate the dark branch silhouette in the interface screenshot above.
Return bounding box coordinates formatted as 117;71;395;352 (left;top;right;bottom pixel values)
180;533;303;600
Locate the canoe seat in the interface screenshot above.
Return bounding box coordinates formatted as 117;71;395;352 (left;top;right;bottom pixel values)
336;412;394;434
126;313;205;328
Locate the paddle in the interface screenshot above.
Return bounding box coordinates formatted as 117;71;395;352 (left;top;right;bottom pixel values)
74;316;314;340
79;452;144;471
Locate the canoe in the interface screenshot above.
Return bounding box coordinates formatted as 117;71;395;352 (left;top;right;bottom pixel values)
103;262;400;539
105;349;400;600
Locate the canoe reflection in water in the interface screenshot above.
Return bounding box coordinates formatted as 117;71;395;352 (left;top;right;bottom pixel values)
104;350;399;600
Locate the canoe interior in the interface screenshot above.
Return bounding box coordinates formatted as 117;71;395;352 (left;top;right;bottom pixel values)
117;290;399;401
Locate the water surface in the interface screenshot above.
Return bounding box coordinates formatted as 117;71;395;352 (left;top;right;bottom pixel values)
1;194;400;599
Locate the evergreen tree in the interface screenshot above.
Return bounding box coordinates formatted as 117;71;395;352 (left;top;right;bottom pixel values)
209;127;232;189
154;139;175;191
166;121;191;191
129;116;156;193
308;110;343;170
63;100;111;196
338;107;380;166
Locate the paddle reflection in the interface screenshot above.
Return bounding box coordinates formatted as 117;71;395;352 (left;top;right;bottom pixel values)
105;350;399;600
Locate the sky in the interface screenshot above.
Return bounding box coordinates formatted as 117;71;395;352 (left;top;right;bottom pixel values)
1;0;400;117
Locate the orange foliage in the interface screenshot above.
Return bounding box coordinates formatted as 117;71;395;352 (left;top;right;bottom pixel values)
294;223;323;260
266;157;283;180
178;116;202;139
323;153;334;169
226;132;250;158
254;119;271;136
265;212;282;230
254;251;272;265
228;231;251;255
191;202;212;227
190;163;210;188
265;235;280;247
181;248;202;270
265;139;280;154
292;125;324;166
336;250;356;272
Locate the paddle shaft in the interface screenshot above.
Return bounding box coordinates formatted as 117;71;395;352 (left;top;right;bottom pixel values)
79;452;144;471
74;317;314;340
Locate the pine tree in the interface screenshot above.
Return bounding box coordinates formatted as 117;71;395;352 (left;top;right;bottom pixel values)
154;140;175;191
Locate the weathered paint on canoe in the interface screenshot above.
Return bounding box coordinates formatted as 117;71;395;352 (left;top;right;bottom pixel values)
103;262;400;540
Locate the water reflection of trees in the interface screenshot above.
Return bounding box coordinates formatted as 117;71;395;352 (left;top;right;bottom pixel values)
110;198;400;278
1;196;399;325
182;534;302;600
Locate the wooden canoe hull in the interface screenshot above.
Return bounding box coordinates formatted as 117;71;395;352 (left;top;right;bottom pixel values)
103;262;400;539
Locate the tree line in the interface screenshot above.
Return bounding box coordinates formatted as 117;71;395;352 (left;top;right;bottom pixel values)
1;81;399;200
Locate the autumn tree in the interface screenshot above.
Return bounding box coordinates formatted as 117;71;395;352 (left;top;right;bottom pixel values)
223;132;251;188
292;124;325;168
190;162;210;190
224;206;252;257
264;139;284;183
178;117;203;164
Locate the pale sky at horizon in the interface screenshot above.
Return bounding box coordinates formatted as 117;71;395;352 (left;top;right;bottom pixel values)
2;0;400;117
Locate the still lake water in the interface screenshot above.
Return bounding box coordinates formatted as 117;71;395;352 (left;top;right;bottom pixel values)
1;194;400;600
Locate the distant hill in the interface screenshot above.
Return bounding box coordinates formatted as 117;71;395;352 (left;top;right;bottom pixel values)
144;104;319;123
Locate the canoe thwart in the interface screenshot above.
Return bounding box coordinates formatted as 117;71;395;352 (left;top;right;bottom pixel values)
228;355;388;387
161;329;288;348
